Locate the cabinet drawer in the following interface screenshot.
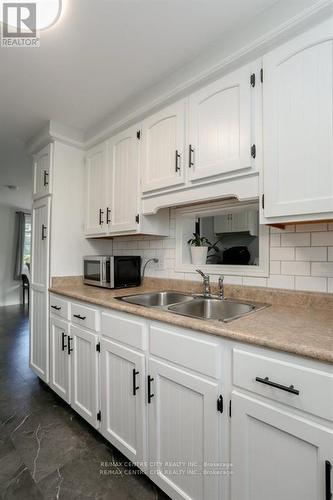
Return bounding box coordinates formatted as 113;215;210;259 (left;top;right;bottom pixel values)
149;324;220;378
233;348;333;422
101;311;146;351
49;294;70;320
71;302;99;331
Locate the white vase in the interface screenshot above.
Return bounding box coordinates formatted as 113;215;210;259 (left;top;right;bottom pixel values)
190;246;208;266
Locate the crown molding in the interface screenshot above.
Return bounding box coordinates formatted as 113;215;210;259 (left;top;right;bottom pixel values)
85;0;333;150
26;120;84;154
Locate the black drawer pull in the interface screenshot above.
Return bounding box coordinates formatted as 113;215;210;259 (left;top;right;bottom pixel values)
147;375;154;404
326;460;332;500
51;305;61;311
99;208;104;225
255;376;300;395
133;369;139;396
67;336;73;355
61;332;67;351
73;314;86;321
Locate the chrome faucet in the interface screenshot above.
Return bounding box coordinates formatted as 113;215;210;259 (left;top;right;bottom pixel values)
218;275;225;300
196;269;211;298
142;258;159;281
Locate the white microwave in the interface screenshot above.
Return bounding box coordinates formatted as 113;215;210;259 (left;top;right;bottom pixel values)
83;255;141;289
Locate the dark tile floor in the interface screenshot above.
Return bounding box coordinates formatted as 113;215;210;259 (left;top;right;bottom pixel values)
0;305;169;500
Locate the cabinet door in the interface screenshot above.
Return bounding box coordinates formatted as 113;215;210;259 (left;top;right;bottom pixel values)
33;144;52;199
231;391;333;500
30;197;51;383
214;214;232;233
141;100;186;192
85;142;108;236
263;20;333;218
148;358;220;500
230;211;248;232
189;64;254;182
70;325;99;428
107;126;139;233
49;317;71;403
100;338;146;464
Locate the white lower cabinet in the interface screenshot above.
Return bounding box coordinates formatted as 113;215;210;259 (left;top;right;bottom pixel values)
47;296;333;500
147;357;221;500
231;391;333;500
49;317;71;403
100;338;146;465
70;325;100;428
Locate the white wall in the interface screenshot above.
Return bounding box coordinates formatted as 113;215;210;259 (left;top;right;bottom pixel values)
50;141;112;277
0;204;21;305
113;209;333;294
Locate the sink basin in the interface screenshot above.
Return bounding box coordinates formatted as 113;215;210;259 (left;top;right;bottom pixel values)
117;291;194;307
168;298;257;322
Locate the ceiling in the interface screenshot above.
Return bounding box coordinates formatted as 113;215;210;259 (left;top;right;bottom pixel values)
0;0;324;209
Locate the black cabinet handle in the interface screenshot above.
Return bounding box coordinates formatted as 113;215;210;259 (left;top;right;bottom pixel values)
99;208;104;225
51;305;61;311
326;461;332;500
188;145;194;168
147;375;154;404
67;336;73;355
132;369;139;396
41;224;47;241
61;332;67;351
43;170;49;187
175;150;181;172
255;376;300;395
73;314;86;321
106;207;111;224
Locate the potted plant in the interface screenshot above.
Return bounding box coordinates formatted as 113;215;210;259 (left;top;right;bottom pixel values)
187;233;211;265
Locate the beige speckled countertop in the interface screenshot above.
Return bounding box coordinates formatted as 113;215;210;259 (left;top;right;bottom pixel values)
49;277;333;365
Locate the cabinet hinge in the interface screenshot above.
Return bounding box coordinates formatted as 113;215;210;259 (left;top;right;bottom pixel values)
135;214;140;224
97;411;101;421
217;395;223;414
251;144;256;159
250;73;256;87
136;130;141;140
261;194;265;210
260;68;264;83
96;342;100;352
229;400;232;418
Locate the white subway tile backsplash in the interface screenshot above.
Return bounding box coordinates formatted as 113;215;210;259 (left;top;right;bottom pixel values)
270;233;280;247
270;247;295;261
296;223;327;232
269;261;281;274
328;248;333;261
281;261;310;276
281;233;310;247
311;262;333;277
112;213;333;293
311;232;333;246
295;276;327;292
295;247;327;262
267;275;295;289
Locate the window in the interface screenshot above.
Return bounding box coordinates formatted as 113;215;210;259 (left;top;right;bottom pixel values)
23;214;31;266
175;200;269;277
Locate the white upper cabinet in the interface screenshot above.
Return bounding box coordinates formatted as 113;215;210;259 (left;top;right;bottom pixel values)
85;142;108;236
107;126;139;233
141;100;186;192
188;64;255;182
263;20;333;221
33;143;52;199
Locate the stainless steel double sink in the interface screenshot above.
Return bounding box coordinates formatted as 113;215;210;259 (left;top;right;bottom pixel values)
116;291;268;323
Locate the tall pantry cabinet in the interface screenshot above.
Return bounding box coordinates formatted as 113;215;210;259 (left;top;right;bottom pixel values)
30;139;96;383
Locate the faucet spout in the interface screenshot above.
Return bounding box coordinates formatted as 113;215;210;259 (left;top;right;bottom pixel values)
195;269;211;298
